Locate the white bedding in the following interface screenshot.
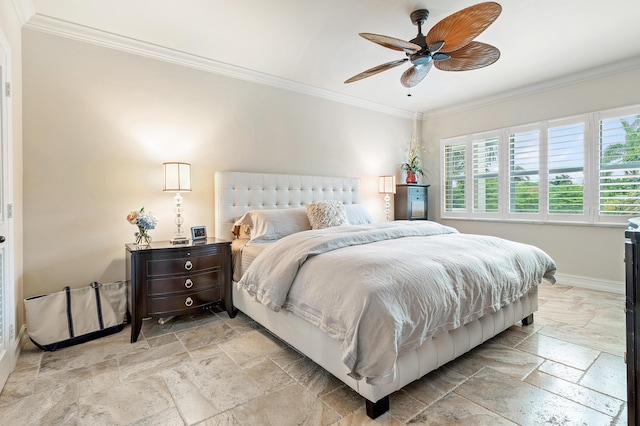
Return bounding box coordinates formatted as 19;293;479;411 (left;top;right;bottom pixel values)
231;239;267;282
237;221;557;385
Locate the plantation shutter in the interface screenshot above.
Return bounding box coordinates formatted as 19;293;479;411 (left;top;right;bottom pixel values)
509;129;540;214
443;142;467;213
599;114;640;216
547;122;585;215
472;137;499;213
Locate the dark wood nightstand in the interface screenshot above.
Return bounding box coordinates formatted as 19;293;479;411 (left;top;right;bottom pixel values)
125;238;233;342
394;184;430;220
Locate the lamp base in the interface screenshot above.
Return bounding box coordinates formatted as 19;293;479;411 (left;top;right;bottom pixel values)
170;236;189;245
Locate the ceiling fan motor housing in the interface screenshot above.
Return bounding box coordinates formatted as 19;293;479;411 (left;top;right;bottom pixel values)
408;9;433;65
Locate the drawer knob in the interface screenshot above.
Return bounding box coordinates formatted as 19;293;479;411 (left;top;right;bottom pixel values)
184;279;194;289
184;260;193;271
185;297;194;307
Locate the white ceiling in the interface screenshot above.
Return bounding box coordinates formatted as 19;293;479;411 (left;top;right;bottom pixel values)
18;0;640;117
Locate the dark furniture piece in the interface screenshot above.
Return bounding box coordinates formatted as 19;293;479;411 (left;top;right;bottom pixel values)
625;229;640;426
125;238;233;342
394;184;430;220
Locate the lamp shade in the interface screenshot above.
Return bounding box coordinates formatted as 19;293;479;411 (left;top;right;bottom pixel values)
163;162;192;192
378;176;396;194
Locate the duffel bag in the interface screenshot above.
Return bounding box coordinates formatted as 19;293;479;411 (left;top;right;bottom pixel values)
24;281;128;351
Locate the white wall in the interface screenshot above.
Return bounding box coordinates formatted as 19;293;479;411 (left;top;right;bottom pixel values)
22;24;638;306
22;29;413;299
423;68;640;291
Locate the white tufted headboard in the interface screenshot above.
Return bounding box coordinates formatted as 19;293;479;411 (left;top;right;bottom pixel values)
214;171;361;240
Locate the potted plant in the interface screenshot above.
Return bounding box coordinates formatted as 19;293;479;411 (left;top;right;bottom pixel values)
401;137;426;184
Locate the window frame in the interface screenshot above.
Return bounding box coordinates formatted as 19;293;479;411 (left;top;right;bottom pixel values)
440;105;640;225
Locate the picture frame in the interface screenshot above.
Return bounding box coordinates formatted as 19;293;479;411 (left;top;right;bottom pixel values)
191;225;207;240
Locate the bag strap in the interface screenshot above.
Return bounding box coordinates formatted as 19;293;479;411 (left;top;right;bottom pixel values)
64;286;74;338
91;282;105;330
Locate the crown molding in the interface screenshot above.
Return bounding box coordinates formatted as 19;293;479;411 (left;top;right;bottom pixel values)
12;0;35;26
23;13;422;121
425;55;640;119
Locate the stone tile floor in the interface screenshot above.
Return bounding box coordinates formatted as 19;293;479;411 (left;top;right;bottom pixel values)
0;282;627;425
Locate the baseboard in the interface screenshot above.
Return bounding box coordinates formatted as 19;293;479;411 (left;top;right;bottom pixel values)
14;325;26;360
554;273;624;295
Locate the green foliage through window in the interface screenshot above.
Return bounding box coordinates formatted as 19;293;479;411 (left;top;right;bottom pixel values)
600;115;640;215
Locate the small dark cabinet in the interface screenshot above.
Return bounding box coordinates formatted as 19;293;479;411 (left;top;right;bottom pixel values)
394;184;430;220
125;238;233;342
626;229;640;425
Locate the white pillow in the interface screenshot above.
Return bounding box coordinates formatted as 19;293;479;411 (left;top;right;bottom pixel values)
344;204;375;225
306;200;348;230
234;208;310;243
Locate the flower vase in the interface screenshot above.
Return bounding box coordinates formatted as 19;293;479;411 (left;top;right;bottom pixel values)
135;227;151;246
406;172;419;184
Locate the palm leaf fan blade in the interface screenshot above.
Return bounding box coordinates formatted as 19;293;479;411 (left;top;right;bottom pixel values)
400;62;433;88
345;59;408;83
359;33;421;54
426;2;502;53
434;42;500;71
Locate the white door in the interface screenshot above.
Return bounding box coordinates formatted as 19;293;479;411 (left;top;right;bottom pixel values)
0;27;15;390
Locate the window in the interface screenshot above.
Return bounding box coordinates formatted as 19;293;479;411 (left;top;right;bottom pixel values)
599;111;640;216
473;135;499;214
443;142;466;213
547;119;586;219
509;128;540;214
441;105;640;224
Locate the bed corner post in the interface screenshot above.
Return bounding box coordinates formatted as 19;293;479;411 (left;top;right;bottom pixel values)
522;313;534;326
365;396;389;419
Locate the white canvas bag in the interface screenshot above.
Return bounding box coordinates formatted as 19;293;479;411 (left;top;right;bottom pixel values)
24;281;127;351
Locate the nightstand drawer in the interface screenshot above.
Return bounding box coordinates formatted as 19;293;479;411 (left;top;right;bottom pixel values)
408;186;427;196
147;288;221;316
147;254;220;276
147;270;221;296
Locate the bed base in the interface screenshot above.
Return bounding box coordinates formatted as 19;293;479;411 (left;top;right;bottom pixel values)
363;312;534;419
231;284;538;419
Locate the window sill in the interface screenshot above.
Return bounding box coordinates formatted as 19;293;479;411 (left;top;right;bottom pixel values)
439;215;628;229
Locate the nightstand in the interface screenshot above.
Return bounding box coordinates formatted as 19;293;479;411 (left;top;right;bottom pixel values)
394;184;430;220
125;238;233;342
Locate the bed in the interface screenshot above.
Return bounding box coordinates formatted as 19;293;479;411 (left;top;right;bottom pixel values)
214;171;556;418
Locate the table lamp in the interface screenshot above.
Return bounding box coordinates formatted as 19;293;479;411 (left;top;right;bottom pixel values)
163;162;191;244
378;176;396;222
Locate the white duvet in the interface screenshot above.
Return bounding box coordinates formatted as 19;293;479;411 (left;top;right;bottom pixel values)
237;221;557;385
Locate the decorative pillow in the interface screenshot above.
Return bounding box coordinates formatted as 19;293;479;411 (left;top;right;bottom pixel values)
344;204;375;225
306;200;348;230
231;224;252;239
234;208;311;243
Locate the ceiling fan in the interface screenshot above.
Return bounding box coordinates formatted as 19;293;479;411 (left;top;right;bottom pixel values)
345;2;502;89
